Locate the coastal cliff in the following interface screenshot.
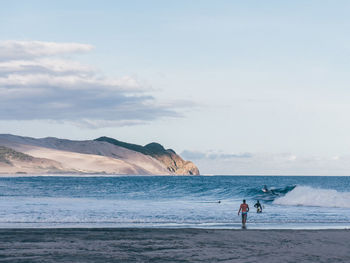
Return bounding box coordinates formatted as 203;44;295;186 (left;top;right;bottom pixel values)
96;137;200;175
0;134;200;175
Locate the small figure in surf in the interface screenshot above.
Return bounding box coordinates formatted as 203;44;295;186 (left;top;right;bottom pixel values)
238;199;249;228
262;185;276;195
254;200;262;213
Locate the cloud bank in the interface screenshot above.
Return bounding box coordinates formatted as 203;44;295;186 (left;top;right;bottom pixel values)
0;40;179;127
0;40;93;60
182;150;350;175
182;150;253;160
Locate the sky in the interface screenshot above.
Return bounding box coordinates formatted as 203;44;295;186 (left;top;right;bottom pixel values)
1;0;350;175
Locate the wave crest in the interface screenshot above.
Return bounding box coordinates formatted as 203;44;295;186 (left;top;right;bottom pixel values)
273;186;350;208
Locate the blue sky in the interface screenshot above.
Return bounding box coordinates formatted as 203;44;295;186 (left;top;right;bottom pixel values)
1;1;350;174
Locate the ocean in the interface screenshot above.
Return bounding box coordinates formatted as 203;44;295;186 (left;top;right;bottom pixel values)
0;175;349;229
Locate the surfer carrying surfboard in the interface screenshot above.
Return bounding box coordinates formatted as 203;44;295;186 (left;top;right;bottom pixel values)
254;200;262;213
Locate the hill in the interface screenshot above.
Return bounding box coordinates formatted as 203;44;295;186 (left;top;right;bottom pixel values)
96;137;200;175
0;145;65;174
0;134;199;175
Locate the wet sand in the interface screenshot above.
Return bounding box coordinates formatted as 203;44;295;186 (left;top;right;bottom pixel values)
0;228;349;262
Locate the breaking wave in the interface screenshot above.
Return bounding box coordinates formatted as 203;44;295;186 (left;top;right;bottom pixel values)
273;186;350;208
246;185;296;202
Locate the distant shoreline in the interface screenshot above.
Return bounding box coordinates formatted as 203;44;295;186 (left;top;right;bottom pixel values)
0;173;196;177
1;173;349;177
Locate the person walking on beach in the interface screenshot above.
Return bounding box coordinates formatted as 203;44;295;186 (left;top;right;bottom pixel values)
238;199;249;228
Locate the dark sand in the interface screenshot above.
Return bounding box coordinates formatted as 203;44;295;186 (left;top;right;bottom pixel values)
0;228;349;262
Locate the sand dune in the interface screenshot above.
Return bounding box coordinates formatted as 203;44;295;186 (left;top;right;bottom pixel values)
0;146;65;174
0;134;171;175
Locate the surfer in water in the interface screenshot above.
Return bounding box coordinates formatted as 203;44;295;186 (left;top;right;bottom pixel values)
238;199;249;228
254;200;262;213
262;185;268;192
262;185;276;195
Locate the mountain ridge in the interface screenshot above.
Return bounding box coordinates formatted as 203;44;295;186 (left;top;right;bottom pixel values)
95;137;200;175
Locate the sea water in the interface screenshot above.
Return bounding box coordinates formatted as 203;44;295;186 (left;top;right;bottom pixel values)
0;175;349;229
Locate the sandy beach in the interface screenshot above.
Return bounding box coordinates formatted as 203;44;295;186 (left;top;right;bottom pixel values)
0;228;349;262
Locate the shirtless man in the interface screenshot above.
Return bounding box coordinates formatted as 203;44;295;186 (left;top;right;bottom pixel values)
238;199;249;227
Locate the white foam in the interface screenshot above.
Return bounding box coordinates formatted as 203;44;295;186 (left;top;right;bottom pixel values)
274;186;350;208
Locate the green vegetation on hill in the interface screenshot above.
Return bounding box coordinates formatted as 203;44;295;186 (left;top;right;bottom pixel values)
0;146;34;164
95;136;151;155
95;137;175;158
95;137;200;175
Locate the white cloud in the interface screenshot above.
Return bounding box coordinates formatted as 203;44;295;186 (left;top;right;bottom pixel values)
288;155;297;161
0;40;93;60
182;150;253;160
0;73;142;91
0;40;182;126
182;150;350;175
72;119;148;129
0;58;94;75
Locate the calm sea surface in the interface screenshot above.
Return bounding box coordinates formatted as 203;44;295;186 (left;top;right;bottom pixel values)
0;175;349;229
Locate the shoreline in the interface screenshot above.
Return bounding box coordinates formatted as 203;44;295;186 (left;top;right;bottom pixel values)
0;224;349;230
2;174;350;177
1;228;350;262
